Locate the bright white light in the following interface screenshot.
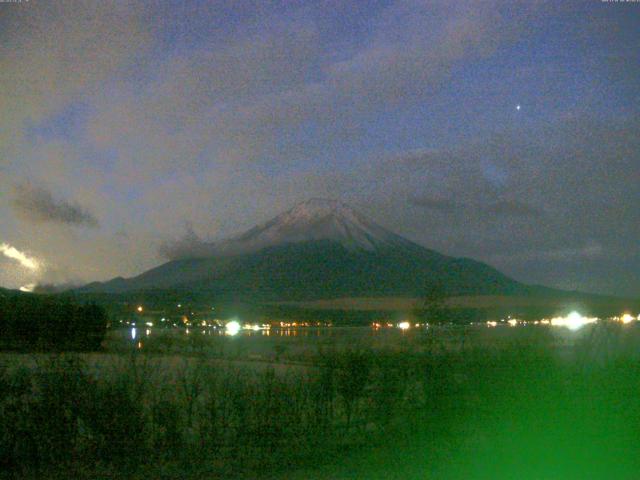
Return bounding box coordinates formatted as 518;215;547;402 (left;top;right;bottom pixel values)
19;283;36;292
145;321;153;327
566;312;585;330
0;243;40;271
131;327;137;340
226;320;241;336
398;321;410;330
508;319;517;327
487;321;498;327
137;306;143;313
620;313;635;324
516;104;521;111
549;311;598;331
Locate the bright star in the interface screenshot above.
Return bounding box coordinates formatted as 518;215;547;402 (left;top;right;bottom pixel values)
516;104;521;111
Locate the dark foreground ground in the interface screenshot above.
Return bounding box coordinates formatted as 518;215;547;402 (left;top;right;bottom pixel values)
2;323;640;479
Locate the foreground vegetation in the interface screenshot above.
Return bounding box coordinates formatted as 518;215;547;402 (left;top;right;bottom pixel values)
2;323;640;479
0;292;107;351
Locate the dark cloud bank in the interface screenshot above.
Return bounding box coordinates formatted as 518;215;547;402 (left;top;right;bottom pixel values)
12;183;99;228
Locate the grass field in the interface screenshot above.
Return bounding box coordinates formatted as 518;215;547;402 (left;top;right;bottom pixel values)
2;322;640;479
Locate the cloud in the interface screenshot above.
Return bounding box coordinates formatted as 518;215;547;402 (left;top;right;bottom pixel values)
0;1;636;297
538;241;604;261
486;240;604;263
410;194;541;219
12;182;99;227
158;224;215;260
484;200;541;217
0;242;41;271
409;194;461;213
19;283;36;293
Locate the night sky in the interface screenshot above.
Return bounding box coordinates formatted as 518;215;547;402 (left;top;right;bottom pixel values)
0;1;638;296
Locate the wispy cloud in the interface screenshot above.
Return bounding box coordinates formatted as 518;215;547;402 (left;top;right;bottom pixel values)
484;200;542;217
19;283;36;293
158;223;214;260
12;183;99;227
0;243;41;271
409;195;541;218
409;194;461;213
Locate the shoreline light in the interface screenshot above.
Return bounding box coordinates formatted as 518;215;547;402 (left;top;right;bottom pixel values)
620;313;635;325
549;311;597;331
226;320;241;336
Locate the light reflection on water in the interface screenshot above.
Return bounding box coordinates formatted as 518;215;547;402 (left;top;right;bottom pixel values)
119;318;633;344
121;326;349;341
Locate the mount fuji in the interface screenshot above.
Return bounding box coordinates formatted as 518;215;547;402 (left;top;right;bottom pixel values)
80;198;527;300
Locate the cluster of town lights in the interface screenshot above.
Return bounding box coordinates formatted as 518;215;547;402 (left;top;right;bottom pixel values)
390;313;638;331
224;320;271;336
129;304;638;338
484;312;639;330
549;311;598;331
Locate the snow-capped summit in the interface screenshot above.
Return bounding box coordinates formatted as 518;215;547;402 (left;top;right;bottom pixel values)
216;198;408;255
80;197;526;298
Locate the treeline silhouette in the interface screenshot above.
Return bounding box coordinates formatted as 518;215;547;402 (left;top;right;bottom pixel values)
0;292;107;351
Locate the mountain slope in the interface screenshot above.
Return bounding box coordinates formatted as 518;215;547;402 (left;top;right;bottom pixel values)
80;199;528;300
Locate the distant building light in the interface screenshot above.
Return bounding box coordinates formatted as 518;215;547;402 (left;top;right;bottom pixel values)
618;313;635;324
549;311;598;331
226;320;241;336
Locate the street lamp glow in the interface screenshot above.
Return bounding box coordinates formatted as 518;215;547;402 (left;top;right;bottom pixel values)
226;320;241;336
620;313;634;324
549;311;597;331
398;321;410;330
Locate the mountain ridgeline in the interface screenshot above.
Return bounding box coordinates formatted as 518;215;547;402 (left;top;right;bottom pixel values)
81;199;527;300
